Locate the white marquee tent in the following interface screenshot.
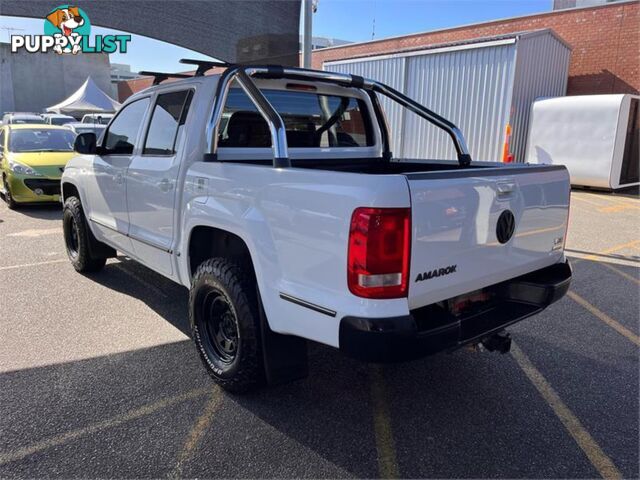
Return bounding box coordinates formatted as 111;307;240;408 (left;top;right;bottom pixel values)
46;77;121;118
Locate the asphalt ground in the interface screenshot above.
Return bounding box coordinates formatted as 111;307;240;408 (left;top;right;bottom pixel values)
0;188;638;479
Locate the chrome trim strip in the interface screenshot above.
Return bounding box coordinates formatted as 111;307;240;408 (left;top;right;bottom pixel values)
279;292;337;317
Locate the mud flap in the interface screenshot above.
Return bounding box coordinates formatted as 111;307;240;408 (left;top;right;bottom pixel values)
258;295;309;386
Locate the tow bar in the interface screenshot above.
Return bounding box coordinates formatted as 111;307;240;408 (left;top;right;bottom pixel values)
474;330;512;354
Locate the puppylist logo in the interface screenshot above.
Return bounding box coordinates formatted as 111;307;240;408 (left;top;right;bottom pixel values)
11;5;131;55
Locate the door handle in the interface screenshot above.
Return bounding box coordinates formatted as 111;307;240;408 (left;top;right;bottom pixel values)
159;178;172;192
497;182;515;196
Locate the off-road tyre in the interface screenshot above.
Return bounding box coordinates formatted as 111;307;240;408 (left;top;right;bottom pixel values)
189;258;264;393
63;196;107;273
2;174;17;209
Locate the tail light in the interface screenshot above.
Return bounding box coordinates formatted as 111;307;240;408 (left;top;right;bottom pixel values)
348;207;411;299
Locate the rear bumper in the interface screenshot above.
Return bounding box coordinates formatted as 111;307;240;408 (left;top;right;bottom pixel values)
339;260;572;362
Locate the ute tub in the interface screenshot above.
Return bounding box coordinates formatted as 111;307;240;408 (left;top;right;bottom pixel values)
339;260;571;362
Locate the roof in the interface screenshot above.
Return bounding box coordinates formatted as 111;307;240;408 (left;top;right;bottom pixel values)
67;122;106;127
5;113;42;118
324;29;572;66
46;77;121;115
6;124;71;130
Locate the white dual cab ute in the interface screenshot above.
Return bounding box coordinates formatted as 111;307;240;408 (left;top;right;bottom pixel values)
62;60;572;392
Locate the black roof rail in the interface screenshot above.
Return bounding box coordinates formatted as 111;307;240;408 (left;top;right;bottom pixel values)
139;71;192;86
179;58;231;76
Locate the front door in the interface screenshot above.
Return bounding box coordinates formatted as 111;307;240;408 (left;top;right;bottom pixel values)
125;89;193;276
84;97;150;253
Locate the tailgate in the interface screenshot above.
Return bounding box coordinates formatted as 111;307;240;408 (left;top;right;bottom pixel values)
406;165;570;309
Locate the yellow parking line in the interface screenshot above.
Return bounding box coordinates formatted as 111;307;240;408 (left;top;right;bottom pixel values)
600;194;640;206
511;343;622;480
579;240;640;262
567;291;640;346
571;195;606;207
599;262;640;285
168;389;222;478
597;204;640;213
0;258;67;271
0;387;210;466
369;365;400;479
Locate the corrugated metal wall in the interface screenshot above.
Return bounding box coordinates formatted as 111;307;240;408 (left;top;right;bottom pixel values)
510;33;571;163
329;57;407;152
325;31;570;163
402;43;515;160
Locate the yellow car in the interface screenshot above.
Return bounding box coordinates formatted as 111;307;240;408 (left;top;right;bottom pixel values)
0;124;77;208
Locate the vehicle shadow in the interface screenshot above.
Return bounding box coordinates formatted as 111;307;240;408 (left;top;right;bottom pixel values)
14;255;633;478
86;258;192;337
7;203;62;221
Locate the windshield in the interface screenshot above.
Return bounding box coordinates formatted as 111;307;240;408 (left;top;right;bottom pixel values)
9;129;76;152
12;117;45;125
50;117;74;126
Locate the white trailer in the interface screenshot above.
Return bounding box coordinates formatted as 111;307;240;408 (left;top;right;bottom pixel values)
526;94;639;190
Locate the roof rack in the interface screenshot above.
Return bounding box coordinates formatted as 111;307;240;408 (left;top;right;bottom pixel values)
139;71;192;85
179;58;230;76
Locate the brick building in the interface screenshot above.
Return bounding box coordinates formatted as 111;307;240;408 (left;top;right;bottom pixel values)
311;0;638;96
118;0;638;101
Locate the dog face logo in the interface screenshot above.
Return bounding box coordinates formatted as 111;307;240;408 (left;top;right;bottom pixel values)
47;7;84;36
44;5;90;55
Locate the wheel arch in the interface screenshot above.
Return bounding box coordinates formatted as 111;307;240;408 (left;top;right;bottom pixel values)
61;181;80;203
187;225;257;281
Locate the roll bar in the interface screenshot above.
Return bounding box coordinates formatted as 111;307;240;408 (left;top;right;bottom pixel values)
203;64;472;168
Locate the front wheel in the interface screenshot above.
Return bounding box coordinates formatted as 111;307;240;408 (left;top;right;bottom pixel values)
63;196;107;272
2;174;17;209
189;258;264;393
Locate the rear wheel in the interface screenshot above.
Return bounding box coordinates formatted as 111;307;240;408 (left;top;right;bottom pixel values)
2;174;17;209
190;258;264;393
63;196;107;272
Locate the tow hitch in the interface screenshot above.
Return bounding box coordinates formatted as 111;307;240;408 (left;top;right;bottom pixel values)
475;330;512;354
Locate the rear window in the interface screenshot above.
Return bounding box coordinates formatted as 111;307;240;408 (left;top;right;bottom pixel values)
218;88;374;148
12;117;45;125
49;117;74;126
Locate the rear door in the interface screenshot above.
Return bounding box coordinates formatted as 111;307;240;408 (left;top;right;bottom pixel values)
406;165;570;309
125;88;193;276
85;97;150;252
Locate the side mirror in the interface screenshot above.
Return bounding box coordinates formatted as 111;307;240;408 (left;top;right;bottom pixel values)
74;132;97;154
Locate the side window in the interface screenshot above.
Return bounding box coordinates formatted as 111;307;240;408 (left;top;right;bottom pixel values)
102;98;150;155
0;129;5;151
143;90;193;155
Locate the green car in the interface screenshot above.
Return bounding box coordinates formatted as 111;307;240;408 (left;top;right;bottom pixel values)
0;124;77;209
